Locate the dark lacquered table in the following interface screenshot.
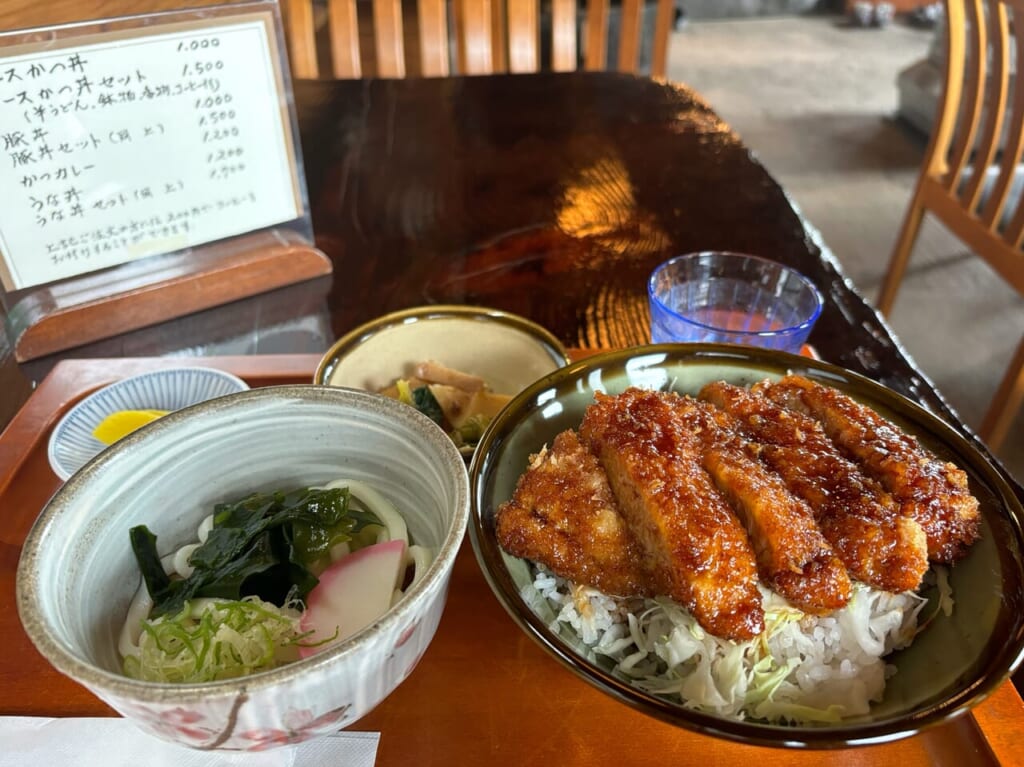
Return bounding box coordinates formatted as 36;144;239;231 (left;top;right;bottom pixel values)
3;72;1009;481
1;72;1023;764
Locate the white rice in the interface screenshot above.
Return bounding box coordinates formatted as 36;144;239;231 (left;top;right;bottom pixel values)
521;566;943;723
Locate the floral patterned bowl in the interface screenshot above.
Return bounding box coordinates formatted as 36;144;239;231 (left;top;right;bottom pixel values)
17;385;469;751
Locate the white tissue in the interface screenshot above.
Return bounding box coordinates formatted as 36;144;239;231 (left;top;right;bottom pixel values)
0;717;379;767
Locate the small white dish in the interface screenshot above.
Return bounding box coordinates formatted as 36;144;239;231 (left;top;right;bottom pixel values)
47;367;249;480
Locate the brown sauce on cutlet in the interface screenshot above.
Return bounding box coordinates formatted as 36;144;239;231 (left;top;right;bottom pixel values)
496;380;981;642
581;389;765;641
495;429;651;597
699;380;929;594
684;396;852;614
762;375;980;564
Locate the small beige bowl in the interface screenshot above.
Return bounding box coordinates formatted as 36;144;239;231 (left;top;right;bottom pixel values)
314;305;569;395
18;385;469;751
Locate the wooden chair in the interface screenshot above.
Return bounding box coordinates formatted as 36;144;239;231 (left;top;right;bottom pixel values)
281;0;675;80
877;0;1024;451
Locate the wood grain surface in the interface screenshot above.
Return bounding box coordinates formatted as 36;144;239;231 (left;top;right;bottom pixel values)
5;73;1018;502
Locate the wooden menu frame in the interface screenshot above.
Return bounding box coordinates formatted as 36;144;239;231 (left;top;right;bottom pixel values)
0;1;331;361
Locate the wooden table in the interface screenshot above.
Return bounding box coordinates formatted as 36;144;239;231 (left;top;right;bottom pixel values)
3;72;998;436
7;70;1020;576
1;71;1023;763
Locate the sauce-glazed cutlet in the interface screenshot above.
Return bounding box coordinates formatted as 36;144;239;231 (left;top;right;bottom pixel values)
760;375;980;564
495;430;653;597
680;397;852;614
580;388;765;641
700;380;929;593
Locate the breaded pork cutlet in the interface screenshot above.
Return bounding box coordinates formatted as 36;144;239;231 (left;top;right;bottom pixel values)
700;380;929;593
761;375;980;564
580;388;764;641
494;430;653;597
679;397;852;614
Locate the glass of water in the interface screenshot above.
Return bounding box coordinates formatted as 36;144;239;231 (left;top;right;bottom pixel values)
648;252;822;353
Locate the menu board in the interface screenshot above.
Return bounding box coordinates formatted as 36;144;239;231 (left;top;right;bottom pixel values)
0;14;302;292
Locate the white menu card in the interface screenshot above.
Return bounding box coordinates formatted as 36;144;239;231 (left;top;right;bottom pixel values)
0;15;302;291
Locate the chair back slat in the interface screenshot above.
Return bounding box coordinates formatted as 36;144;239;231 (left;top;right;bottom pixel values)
328;0;361;78
1005;188;1024;248
458;0;496;75
1004;169;1024;249
584;0;610;70
999;2;1024;243
945;0;986;194
490;0;508;72
373;0;406;78
417;0;450;77
617;0;643;72
507;0;539;73
879;0;1024;453
286;0;672;80
961;1;1010;210
980;6;1024;229
451;0;465;72
283;0;319;78
926;0;966;182
651;0;675;79
551;0;578;72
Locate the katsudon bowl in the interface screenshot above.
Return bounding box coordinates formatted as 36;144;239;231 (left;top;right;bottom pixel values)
468;344;1024;748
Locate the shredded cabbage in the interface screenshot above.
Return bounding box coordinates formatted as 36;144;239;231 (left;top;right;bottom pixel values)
123;597;303;683
525;568;931;724
933;565;955;616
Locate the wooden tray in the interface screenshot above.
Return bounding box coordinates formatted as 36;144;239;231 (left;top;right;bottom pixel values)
2;355;1022;766
8;234;332;362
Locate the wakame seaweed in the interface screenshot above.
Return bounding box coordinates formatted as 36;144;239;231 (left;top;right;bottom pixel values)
129;487;380;617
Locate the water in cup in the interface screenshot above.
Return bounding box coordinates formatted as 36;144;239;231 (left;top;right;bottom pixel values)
648;252;822;353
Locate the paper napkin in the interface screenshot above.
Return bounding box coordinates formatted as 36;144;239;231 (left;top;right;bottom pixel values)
0;717;379;767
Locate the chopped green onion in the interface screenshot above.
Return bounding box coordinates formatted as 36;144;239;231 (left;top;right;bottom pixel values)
123;597;304;683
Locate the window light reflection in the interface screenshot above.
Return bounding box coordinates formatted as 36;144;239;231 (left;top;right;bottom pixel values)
541;401;563;420
536;387;557;405
625;353;669;390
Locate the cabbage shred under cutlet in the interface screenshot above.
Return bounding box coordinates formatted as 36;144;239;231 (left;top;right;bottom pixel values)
523;565;931;724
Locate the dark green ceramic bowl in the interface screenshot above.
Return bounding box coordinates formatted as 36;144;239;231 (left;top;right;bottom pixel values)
468;344;1024;749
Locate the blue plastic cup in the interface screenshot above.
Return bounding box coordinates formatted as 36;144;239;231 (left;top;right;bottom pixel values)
648;252;823;353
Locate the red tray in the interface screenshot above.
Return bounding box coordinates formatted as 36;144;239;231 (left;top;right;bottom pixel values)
1;355;1021;766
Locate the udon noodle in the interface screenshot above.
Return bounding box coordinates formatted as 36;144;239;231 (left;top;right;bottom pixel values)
120;479;431;679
